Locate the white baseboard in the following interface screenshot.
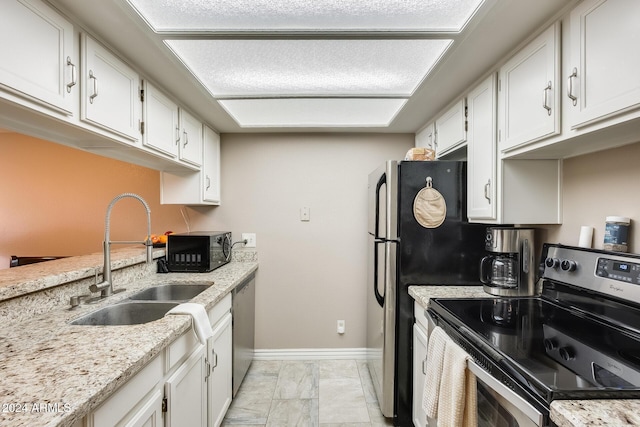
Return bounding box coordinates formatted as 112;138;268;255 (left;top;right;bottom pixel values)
253;348;368;361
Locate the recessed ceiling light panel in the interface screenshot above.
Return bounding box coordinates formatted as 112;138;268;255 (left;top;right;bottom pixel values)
219;98;408;127
166;39;452;97
127;0;484;33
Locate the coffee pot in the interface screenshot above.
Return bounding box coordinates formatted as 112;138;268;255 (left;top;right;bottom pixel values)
480;227;537;296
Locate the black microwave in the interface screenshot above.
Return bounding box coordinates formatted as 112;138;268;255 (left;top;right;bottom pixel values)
167;231;232;272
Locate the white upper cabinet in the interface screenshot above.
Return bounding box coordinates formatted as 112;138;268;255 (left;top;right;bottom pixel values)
203;126;221;204
141;80;179;158
434;98;467;156
567;0;640;129
498;23;560;152
415;122;435;150
0;0;76;115
179;108;204;167
81;33;140;141
467;74;497;221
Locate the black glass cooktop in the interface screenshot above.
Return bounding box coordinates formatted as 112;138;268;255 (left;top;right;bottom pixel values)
429;294;640;403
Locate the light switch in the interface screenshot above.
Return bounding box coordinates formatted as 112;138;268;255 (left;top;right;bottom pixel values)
300;207;310;222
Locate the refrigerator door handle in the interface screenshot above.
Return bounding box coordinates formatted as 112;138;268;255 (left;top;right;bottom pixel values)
374;173;386;239
373;240;385;307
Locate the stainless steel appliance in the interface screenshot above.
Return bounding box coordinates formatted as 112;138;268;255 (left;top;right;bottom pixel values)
232;274;255;396
367;160;487;425
167;231;231;272
481;227;536;297
428;244;640;426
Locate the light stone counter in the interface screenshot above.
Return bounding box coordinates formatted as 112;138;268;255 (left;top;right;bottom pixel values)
408;285;640;427
0;250;258;427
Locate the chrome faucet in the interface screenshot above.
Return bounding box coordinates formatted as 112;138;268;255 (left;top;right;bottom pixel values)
89;193;152;298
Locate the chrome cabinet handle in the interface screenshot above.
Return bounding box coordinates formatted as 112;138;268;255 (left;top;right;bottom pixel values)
89;70;98;104
66;57;77;93
183;131;188;148
567;68;578;106
206;175;211;190
484;179;491;202
543;81;552;115
422;358;428;375
175;126;180;145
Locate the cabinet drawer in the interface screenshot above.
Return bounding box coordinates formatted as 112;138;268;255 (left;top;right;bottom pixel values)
209;292;231;327
166;328;199;374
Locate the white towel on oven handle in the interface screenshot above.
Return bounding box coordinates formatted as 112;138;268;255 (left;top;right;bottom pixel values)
438;338;478;427
166;303;213;345
422;326;448;419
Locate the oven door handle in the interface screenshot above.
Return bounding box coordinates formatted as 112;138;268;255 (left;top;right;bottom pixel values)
467;360;545;426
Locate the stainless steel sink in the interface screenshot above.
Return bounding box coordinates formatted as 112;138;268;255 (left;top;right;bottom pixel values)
128;283;212;301
70;301;179;326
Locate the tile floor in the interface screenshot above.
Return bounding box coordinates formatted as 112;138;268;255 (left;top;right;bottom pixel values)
222;359;395;426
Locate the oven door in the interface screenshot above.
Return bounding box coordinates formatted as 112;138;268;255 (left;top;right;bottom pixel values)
468;361;544;427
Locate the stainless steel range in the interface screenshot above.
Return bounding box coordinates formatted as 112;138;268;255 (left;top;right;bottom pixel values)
428;244;640;426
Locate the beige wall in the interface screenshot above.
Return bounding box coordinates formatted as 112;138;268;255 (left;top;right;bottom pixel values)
191;133;414;349
0;133;189;269
543;140;640;252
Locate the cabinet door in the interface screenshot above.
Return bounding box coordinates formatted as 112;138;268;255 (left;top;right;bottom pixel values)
568;0;640;128
413;323;429;427
467;74;497;221
415;122;435;150
498;23;560;151
165;344;207;427
434;99;466;156
208;313;233;427
179;109;203;166
0;0;76;114
142;80;179;158
123;389;163;427
203;126;221;204
81;33;140;141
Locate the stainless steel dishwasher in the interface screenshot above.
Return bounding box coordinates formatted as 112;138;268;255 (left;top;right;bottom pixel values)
232;274;255;396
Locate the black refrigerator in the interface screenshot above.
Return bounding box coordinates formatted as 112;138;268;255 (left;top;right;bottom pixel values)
366;160;487;426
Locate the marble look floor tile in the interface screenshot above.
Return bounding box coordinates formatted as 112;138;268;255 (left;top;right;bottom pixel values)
266;399;319;427
273;361;319;400
223;392;272;425
248;360;283;377
319;378;370;424
366;402;394;426
319;359;360;380
357;360;378;404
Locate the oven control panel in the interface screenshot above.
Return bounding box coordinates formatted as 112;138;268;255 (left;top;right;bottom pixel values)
542;244;640;304
596;258;640;284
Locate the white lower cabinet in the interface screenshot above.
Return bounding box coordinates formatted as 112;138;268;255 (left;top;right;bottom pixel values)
208;313;233;427
165;344;207;427
412;321;429;427
88;356;163;427
85;294;234;427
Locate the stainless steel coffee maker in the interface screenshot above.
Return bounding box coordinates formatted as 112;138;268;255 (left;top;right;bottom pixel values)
480;227;537;296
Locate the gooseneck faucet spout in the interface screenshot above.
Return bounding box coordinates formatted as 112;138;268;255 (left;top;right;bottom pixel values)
89;193;152;297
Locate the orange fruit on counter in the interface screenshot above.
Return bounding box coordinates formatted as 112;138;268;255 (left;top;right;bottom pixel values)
158;235;168;244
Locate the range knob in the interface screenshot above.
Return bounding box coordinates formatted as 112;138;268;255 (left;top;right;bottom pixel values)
560;260;577;272
545;257;560;268
559;346;576;361
543;338;558;351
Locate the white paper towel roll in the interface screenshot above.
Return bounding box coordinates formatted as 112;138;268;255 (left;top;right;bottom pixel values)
578;226;593;248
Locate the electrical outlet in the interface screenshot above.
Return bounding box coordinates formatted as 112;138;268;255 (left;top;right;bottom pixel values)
337;320;345;334
242;233;256;248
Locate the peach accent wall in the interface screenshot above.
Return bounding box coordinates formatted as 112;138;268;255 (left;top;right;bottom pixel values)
0;133;192;269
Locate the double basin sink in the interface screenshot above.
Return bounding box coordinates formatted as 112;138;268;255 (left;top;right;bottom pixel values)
70;283;212;326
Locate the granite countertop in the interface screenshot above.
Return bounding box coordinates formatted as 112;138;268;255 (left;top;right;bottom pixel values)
408;285;640;427
0;258;258;427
